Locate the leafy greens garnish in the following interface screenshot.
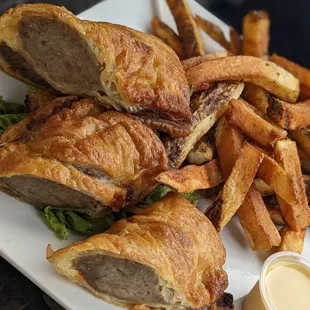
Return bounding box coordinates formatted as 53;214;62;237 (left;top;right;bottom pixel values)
43;207;115;240
44;207;68;240
0;96;25;134
145;185;199;206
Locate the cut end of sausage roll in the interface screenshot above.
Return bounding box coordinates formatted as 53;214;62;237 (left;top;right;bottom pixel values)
47;193;228;308
0;175;111;217
0;96;168;215
0;4;192;137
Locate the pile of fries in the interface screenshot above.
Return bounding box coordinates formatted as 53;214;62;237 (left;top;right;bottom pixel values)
151;0;310;253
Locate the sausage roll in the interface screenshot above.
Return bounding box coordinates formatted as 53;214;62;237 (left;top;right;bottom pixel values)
0;97;167;216
47;193;228;309
0;4;192;137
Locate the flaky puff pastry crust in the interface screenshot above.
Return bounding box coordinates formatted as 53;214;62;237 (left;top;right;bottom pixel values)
47;193;228;309
0;4;191;136
0;97;168;210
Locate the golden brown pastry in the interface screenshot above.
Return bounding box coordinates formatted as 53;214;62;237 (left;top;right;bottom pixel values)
47;193;228;309
0;4;191;137
0;97;167;216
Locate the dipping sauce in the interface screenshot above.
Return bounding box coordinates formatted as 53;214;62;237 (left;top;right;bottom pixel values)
265;262;310;310
243;252;310;310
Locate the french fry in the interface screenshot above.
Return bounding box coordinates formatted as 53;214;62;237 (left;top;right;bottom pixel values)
182;51;229;70
242;10;270;59
276;226;306;254
151;16;185;59
238;185;281;251
187;134;215;165
206;142;264;231
264;174;310;207
242;11;270;119
229;27;242;55
254;178;274;196
257;155;297;204
155;159;223;193
166;0;205;58
165;82;244;168
266;200;309;227
242;83;269;114
274;139;309;230
266;205;285;226
291;128;310;157
227;99;287;148
195;15;230;50
215;114;244;179
269;53;310;98
186;56;300;102
268;98;310;130
215;115;280;249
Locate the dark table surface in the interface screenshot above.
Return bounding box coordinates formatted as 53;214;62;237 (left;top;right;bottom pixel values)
1;0;310;309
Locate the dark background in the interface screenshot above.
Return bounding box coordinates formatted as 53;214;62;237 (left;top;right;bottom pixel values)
0;0;309;309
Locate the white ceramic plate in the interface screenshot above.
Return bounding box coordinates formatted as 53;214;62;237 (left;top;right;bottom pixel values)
0;1;309;309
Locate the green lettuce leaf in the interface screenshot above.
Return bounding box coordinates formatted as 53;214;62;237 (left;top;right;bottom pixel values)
145;185;199;206
44;207;68;240
0;97;26;134
43;207;115;240
62;211;114;234
0;96;24;114
182;192;199;206
0;114;25;131
145;185;172;204
54;210;66;224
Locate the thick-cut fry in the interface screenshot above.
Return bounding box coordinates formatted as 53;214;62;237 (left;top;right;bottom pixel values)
186;56;300;102
151;16;185;59
215;116;280;250
195;15;230;50
243;83;269;114
206;142;264;231
166;0;205;58
238;185;281;251
291;128;310;157
276;226;306;254
242;10;270;59
165;82;244;168
270;53;310;98
274;139;309;230
254;179;274;196
182;51;229;70
268;98;310;130
155;160;223;193
264;175;310;205
257;155;297;204
242;11;270;117
227;99;287;148
229;27;242;55
215;115;244;179
187;134;215;165
267;205;285;226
